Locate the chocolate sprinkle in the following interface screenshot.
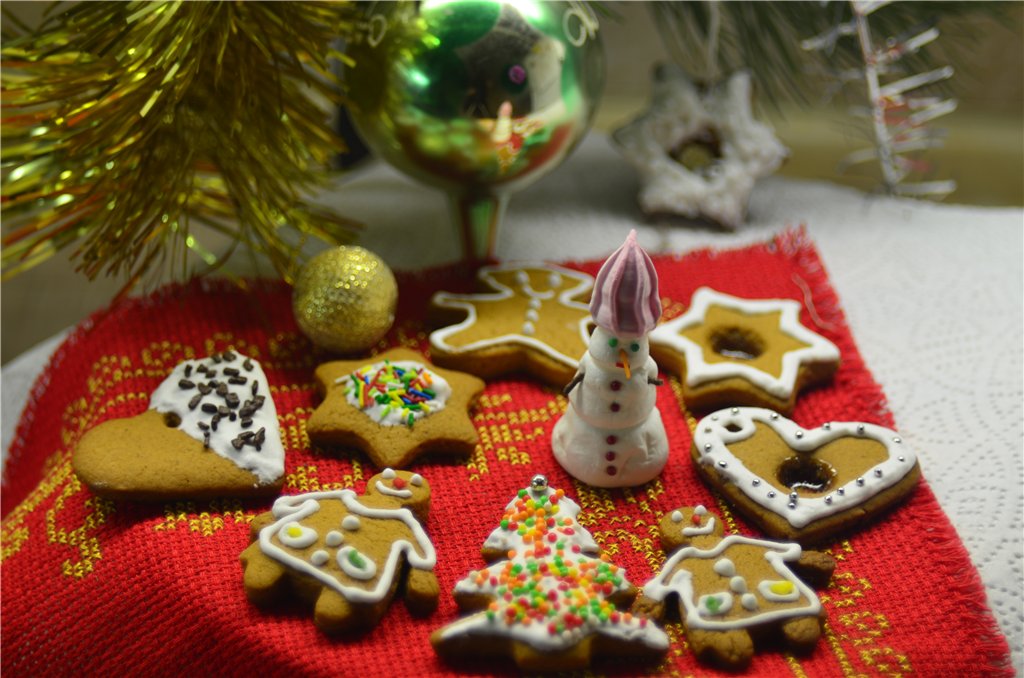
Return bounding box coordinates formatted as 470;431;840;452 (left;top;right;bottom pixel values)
203;432;210;448
243;358;253;372
251;381;258;395
178;378;195;389
225;393;240;408
197;421;209;431
241;418;253;428
228;376;247;385
201;403;218;414
216;383;228;397
231;437;244;450
184;364;193;378
224;367;240;377
212;354;222;363
188;394;203;410
197;383;212;395
217;405;230;417
223;351;236;362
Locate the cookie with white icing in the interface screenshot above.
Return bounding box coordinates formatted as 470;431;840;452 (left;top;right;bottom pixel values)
431;475;669;671
650;287;840;413
691;407;921;544
305;348;484;468
633;505;835;669
240;469;438;634
73;351;285;500
429;263;594;387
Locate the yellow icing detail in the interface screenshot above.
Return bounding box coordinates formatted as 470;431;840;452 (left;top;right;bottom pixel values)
287;525;303;538
770;580;795;596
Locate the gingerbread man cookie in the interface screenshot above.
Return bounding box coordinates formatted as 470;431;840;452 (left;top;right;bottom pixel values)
692;407;921;544
240;469;438;634
634;505;835;669
650;287;840;413
431;476;669;671
429;263;594;387
305;348;484;468
73;351;285;500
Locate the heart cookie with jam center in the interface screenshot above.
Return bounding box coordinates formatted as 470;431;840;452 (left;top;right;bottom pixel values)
691;407;920;544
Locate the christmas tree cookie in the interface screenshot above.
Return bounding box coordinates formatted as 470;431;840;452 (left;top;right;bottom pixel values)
240;469;439;634
305;348;484;468
634;505;835;669
431;476;669;671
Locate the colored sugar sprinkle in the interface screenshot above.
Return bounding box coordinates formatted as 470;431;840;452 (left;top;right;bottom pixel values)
340;360;451;428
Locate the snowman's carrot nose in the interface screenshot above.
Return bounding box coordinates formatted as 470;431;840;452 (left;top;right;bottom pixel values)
619;349;631;379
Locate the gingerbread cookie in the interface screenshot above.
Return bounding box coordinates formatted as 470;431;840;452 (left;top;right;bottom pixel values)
305;348;484;468
240;468;438;634
431;476;669;671
692;407;921;544
634;505;834;669
429;263;594;387
650;287;840;413
73;351;285;500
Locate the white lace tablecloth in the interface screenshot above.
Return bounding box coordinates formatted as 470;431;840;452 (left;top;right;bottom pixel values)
4;134;1021;671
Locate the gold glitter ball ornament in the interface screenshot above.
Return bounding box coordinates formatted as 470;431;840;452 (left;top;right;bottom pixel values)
292;246;398;353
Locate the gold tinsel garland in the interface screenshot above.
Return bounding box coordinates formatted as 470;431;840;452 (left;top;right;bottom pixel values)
1;1;360;291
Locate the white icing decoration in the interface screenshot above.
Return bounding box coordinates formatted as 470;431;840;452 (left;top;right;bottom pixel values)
682;516;716;537
311;550;329;567
612;67;787;229
713;558;736;577
730;576;748;593
692;407;918;528
670;510;683;523
741;593;759;611
261;490;435;603
375;480;413;499
429;263;594;370
340;360;451;427
642;535;818;631
522;322;536;336
278;521;318;549
481;486;598;556
649;288;840;399
410;474;423;487
337;546;378;580
758;579;801;602
148;352;284;485
325;531;344;547
697;592;733;617
525;309;540;322
382;468;396;479
694;505;708;516
342;515;361;531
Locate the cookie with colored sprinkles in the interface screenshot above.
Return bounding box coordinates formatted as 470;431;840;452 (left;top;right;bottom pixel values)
240;468;439;634
633;505;835;669
431;475;669;671
305;348;484;468
72;351;285;500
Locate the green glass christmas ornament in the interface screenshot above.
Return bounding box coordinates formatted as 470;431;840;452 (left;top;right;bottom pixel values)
345;0;604;260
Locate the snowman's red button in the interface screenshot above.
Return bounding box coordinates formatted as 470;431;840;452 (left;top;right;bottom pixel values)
606;466;617;476
610;381;622;391
606;435;617;445
605;451;616;461
610;402;621;412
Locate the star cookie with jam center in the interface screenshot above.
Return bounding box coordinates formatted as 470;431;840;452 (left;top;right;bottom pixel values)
650;287;839;414
306;348;484;468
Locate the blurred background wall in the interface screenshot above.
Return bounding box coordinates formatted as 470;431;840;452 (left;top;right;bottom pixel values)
2;1;1022;364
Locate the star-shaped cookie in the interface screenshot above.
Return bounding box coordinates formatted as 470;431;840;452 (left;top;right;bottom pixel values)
650;288;839;413
306;348;484;468
612;66;787;229
429;263;593;387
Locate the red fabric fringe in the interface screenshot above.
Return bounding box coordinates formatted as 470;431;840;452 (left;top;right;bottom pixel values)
1;229;1012;676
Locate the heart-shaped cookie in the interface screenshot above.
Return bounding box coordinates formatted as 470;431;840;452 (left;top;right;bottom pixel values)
691;407;920;544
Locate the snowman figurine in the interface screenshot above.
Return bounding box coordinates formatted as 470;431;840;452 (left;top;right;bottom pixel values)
552;230;669;487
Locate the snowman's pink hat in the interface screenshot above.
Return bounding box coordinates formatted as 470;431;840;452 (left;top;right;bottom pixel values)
590;230;661;336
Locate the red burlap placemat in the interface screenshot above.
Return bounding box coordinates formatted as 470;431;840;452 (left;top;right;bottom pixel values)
2;230;1012;676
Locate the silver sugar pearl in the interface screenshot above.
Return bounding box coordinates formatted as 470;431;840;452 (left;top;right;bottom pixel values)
857;424;865;434
718;460;728;468
752;479;761;487
898;456;906;462
767;491;776;499
856;477;865;486
711;415;719;421
731;407;739;414
893;436;902;443
704;443;713;452
770;412;779;420
530;475;549;492
788;502;797;509
838;488;846;495
789;492;798;500
825;495;833;504
823;422;831;430
874;468;883;477
795;430;804;439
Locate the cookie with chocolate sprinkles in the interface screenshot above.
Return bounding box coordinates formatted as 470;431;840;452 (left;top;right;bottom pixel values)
306;347;484;469
72;351;286;501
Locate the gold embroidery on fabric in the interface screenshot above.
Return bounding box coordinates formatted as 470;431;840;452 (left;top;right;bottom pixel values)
46;473;115;578
287;465;348;492
784;653;811;678
153;499;255;536
467;389;565;477
860;646;912;675
823;621;859;677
